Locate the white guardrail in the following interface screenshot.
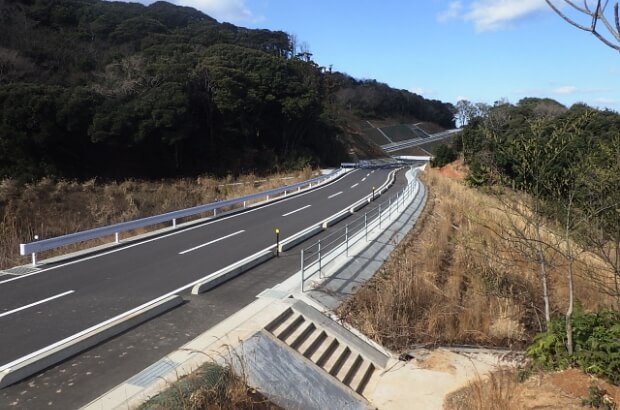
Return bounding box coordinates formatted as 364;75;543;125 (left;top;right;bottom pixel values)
300;168;420;292
19;169;347;266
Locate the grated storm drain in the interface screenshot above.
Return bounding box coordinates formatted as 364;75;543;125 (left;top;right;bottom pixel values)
127;357;178;388
1;266;41;275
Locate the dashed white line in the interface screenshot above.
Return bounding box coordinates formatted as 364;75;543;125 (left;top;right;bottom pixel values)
0;290;75;319
350;183;359;189
282;205;311;217
179;230;245;255
362;178;367;182
328;191;343;199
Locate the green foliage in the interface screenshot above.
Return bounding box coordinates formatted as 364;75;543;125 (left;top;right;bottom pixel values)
0;0;453;180
526;305;620;385
430;144;457;168
582;384;617;409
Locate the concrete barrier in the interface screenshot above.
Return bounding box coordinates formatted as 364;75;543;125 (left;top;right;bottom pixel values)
191;250;274;295
279;225;324;253
0;295;183;389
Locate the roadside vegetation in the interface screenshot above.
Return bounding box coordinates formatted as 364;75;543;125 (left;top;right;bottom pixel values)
0;168;313;270
341;98;620;408
138;362;280;410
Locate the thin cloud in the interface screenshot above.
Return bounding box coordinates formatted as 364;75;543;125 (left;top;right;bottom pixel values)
552;85;578;95
410;87;436;96
439;0;549;31
172;0;263;23
437;1;463;23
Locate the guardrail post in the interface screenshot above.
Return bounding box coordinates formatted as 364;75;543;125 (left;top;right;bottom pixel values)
31;252;37;267
243;200;247;208
115;232;120;244
318;240;322;279
266;195;270;201
379;204;382;229
172;218;177;229
300;248;305;292
214;208;217;217
345;224;349;257
365;213;368;241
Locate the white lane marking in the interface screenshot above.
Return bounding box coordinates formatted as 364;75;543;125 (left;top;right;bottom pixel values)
350;183;359;189
282;205;311;217
0;290;75;319
366;173;370;177
328;191;343;199
362;178;367;182
179;230;245;255
0;169;363;286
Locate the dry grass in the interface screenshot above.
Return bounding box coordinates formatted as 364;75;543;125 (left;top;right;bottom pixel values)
444;367;521;410
0;168;315;270
138;362;280;410
338;169;617;352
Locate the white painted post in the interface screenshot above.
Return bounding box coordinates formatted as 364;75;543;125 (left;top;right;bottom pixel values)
31;252;37;267
115;232;120;244
243;201;246;208
345;224;349;257
318;240;322;279
300;248;305;292
172;218;177;228
214;208;217;217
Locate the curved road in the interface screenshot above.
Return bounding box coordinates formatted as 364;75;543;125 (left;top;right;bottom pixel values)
0;168;393;368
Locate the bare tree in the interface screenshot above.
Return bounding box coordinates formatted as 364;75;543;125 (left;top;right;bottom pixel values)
545;0;620;51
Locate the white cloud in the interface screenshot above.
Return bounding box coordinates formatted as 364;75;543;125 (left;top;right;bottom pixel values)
552;85;578;95
437;1;463;23
410;87;436;96
439;0;548;31
172;0;262;23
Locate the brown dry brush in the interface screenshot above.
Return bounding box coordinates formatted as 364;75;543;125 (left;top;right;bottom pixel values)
0;168;314;270
338;170;617;352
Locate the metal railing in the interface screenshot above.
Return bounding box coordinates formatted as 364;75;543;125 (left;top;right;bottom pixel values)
300;169;419;291
19;169;347;266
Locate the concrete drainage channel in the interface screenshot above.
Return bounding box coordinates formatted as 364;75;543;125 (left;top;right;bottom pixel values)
84;166;427;410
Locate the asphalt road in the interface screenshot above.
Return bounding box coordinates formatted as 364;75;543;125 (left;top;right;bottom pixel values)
0;168;393;368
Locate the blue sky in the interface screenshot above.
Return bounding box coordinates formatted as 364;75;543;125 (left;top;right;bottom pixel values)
119;0;619;111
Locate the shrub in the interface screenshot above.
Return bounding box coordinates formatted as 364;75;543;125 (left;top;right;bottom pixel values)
430;144;457;168
526;305;620;385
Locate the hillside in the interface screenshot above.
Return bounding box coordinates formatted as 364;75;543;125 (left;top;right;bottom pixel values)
0;0;455;180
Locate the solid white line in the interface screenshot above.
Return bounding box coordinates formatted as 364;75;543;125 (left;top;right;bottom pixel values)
328;191;343;199
0;290;75;319
179;230;245;255
282;205;311;217
350;183;359;189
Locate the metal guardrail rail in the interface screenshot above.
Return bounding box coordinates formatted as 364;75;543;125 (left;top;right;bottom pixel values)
300;168;419;291
19;169;346;266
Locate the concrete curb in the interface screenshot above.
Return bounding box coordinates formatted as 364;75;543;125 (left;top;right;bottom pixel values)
0;295;183;389
191;250;274;295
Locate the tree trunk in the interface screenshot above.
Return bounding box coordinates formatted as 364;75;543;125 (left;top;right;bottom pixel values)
565;195;575;356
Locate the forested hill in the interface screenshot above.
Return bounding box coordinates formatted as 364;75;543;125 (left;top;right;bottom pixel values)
0;0;455;180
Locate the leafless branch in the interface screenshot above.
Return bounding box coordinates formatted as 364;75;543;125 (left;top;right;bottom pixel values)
545;0;620;51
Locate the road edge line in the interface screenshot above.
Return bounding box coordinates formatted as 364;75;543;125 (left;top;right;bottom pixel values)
0;295;183;389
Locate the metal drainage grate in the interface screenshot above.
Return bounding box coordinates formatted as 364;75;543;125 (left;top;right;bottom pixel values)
1;266;41;275
127;357;178;388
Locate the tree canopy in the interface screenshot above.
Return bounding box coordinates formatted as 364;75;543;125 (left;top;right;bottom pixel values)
0;0;455;180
